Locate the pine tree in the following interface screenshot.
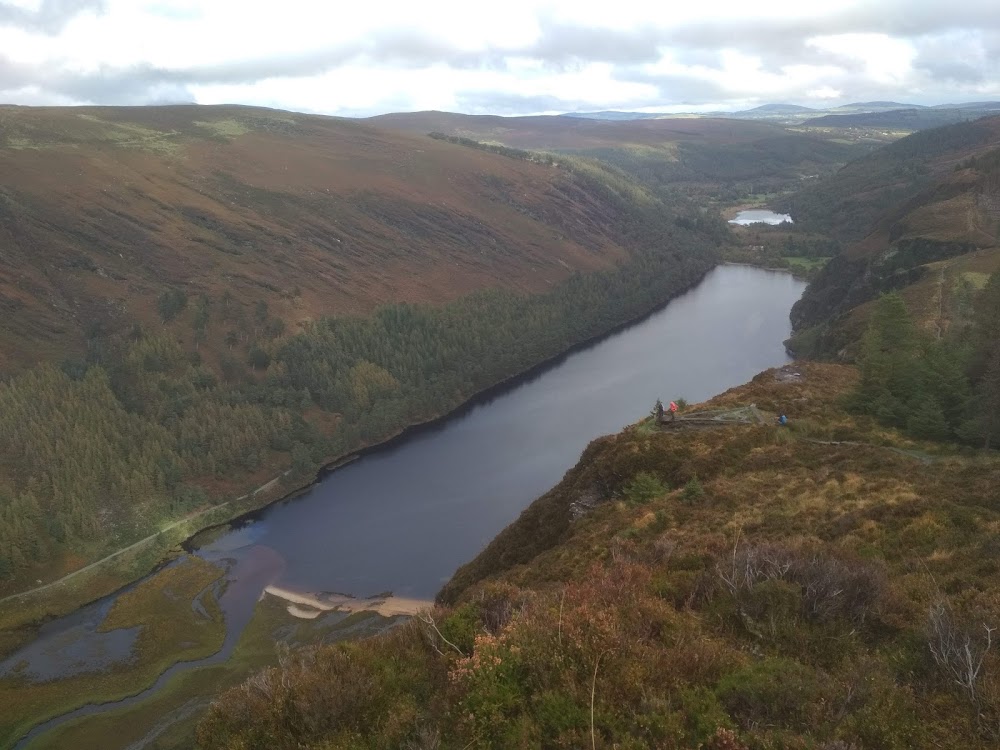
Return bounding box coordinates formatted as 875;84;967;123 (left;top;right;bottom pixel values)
977;349;1000;449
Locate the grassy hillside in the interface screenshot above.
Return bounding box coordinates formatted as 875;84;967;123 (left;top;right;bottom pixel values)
0;104;723;599
197;361;1000;749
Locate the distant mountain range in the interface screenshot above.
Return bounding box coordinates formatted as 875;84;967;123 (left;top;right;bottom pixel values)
562;101;1000;130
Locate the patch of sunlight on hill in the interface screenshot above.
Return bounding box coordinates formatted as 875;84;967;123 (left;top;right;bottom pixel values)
4;137;40;150
194;119;252;140
556;153;656;206
963;272;992;289
68;114;184;154
622;142;680;161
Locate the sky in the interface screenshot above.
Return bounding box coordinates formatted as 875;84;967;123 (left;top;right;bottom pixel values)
1;0;999;117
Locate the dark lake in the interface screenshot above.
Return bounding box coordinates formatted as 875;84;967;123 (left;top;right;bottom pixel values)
197;264;807;600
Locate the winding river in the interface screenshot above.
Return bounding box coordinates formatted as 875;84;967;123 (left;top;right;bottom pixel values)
8;264;806;747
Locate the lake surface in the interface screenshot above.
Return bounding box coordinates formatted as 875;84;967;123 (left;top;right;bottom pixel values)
197;265;805;601
10;264;806;746
729;209;793;225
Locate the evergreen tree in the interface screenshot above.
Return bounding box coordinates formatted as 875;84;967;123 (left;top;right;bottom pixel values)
907;396;950;441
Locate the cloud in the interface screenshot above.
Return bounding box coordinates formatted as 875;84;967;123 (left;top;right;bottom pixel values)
526;20;665;67
912;32;994;85
454;90;586;116
0;0;104;34
2;1;1000;115
611;68;734;105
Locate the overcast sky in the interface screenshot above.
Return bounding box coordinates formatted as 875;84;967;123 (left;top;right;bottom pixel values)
1;0;998;116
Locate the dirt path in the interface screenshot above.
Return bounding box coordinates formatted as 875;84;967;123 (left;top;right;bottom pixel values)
0;473;286;607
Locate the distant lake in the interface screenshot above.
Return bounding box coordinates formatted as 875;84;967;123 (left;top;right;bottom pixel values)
729;209;793;226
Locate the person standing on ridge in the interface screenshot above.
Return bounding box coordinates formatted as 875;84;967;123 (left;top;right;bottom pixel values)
669;401;678;422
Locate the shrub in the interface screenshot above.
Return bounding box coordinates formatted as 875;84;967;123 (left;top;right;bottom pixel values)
475;585;520;636
716;658;830;730
623;471;666;504
438;603;479;656
717;543;886;625
682;475;705;504
926;598;995;703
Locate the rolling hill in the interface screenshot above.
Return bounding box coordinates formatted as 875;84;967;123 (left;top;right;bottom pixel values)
802;106;1000;132
782;115;1000;244
365;110;876;198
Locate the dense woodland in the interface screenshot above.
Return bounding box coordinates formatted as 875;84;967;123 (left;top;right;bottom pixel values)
849;275;1000;448
0;179;720;585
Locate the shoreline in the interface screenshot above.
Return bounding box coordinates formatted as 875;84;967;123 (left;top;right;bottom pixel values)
722;260;812;282
263;586;432;619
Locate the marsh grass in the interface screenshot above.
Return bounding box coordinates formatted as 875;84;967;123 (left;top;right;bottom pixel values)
0;558;225;749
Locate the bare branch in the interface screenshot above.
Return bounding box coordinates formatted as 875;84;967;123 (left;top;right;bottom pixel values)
927;599;994;703
417;611;466;657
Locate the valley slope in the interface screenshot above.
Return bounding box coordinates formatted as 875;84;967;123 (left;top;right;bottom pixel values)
199;362;1000;750
0;104;640;370
785;115;1000;357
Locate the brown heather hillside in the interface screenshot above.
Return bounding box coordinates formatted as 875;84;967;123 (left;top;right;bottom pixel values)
199;362;1000;749
0;104;635;370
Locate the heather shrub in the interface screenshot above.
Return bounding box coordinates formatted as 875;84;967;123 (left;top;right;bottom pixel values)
623;471;666;504
716;658;832;731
